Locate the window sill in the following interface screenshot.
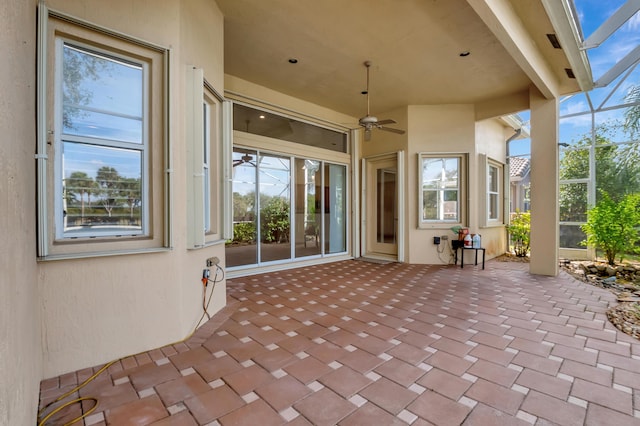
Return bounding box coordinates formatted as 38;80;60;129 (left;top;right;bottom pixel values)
481;222;505;229
37;247;172;262
417;223;463;230
188;238;227;250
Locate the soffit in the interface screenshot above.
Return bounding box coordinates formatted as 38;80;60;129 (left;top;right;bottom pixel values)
509;0;584;93
216;0;581;118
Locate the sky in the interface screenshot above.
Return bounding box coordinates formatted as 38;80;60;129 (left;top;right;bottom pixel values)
509;0;640;157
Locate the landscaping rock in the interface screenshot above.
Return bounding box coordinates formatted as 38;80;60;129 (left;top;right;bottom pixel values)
561;260;640;341
607;302;640;339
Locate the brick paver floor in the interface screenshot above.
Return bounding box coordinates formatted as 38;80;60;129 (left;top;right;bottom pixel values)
38;259;640;425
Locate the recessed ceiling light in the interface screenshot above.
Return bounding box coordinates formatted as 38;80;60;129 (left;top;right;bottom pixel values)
259;114;266;119
459;51;471;57
288;58;298;64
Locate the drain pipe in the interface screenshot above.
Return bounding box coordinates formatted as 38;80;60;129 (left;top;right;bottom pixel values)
506;128;522;167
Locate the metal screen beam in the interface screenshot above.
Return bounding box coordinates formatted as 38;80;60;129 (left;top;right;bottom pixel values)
583;0;640;49
594;44;640;87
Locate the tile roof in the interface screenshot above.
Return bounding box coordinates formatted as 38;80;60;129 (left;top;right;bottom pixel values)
509;156;530;178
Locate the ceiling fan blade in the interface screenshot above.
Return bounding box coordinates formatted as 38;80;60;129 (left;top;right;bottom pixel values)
364;128;372;141
376;119;396;126
379;126;406;135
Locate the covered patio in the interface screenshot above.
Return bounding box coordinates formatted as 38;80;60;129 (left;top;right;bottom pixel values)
39;259;640;425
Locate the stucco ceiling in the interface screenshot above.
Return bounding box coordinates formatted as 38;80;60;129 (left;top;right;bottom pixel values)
216;0;580;119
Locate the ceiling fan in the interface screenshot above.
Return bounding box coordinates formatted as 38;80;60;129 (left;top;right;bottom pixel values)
357;61;406;141
232;153;256;167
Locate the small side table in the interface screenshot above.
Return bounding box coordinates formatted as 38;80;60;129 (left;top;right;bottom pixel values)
455;246;486;269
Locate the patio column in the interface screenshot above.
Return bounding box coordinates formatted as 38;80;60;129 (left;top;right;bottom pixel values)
529;87;559;276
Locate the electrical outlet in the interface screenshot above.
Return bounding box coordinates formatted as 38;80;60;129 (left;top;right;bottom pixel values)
206;257;220;267
433;236;441;245
441;235;448;241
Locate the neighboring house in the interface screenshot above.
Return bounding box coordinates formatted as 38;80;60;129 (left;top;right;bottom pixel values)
1;1;594;423
510;157;531;213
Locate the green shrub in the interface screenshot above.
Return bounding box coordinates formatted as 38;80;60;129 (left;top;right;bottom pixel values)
507;210;530;257
229;221;256;244
581;193;640;265
260;197;290;243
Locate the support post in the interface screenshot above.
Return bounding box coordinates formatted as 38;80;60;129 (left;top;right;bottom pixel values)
529;87;559;276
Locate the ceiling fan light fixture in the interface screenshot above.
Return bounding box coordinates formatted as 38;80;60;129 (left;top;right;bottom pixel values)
359;115;378;125
356;60;406;138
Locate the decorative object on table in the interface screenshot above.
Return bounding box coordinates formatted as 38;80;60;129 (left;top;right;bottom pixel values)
464;233;472;247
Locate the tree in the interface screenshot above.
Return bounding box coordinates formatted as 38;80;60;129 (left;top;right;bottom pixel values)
559;129;640;214
582;193;640;265
95;166;121;218
260;196;290;243
65;171;96;221
119;177;141;222
62;45;112;130
232;191;256;221
624;85;640;137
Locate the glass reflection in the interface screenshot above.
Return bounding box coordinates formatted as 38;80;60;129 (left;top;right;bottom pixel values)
325;164;346;253
62;43;143;144
295;159;321;258
226;149;258;267
259;154;291;262
376;168;396;244
62;142;142;236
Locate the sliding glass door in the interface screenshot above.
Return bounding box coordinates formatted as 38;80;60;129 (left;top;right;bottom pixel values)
227;147;347;268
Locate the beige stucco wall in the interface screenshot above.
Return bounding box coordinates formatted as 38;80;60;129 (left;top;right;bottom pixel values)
37;0;228;377
475;119;509;257
407;105;474;264
1;2;42;424
403;106;509;264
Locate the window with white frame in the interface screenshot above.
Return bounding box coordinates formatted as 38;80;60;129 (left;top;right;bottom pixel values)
37;9;170;258
488;163;500;220
418;154;466;226
186;67;226;248
485;157;504;224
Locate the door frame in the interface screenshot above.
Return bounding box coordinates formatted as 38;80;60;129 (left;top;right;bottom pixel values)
361;150;405;262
